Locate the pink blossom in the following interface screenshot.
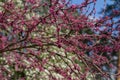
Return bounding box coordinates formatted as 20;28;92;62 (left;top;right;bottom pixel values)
26;0;36;4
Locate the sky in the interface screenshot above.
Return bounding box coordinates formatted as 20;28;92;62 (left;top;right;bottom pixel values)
71;0;113;18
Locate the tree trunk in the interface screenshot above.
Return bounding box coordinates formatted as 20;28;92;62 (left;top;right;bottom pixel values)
117;50;120;80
